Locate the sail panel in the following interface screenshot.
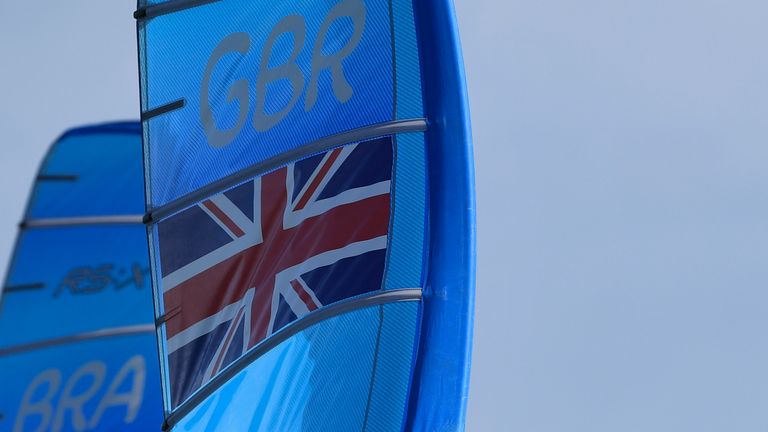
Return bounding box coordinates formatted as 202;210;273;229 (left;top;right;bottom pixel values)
0;123;164;431
150;136;412;409
132;0;472;428
385;132;425;289
172;302;418;431
0;226;151;347
138;0;412;208
392;0;423;120
0;334;162;432
26;124;144;219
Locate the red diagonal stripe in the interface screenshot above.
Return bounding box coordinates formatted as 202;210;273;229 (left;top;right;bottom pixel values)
290;279;318;312
203;200;245;238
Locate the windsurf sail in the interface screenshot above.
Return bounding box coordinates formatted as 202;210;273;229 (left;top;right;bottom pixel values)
135;0;474;429
0;123;163;431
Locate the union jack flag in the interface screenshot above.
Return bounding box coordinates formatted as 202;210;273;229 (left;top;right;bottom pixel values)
156;137;393;407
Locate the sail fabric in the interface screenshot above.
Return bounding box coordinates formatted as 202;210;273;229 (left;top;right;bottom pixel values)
0;123;163;431
156;138;395;407
138;0;423;209
174;303;419;432
134;0;476;430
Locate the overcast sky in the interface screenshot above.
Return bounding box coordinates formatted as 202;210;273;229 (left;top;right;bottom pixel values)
2;1;768;431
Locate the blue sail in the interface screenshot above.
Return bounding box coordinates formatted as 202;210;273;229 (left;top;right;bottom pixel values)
0;123;163;431
135;0;474;429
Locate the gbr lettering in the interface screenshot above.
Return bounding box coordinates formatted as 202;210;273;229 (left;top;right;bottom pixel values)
14;356;146;432
200;0;366;148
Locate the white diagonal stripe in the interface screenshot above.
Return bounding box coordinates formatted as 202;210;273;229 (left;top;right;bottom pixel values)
266;236;387;334
284;181;390;229
199;201;239;239
166;288;254;354
163;180;263;293
209;194;254;234
295;277;322;309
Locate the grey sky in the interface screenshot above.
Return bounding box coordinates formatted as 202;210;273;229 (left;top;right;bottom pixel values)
458;1;768;430
2;1;768;431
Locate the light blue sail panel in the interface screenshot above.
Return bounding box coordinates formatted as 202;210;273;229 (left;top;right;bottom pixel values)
0;226;150;347
26;127;145;219
0;123;164;431
0;334;162;432
174;303;419;432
